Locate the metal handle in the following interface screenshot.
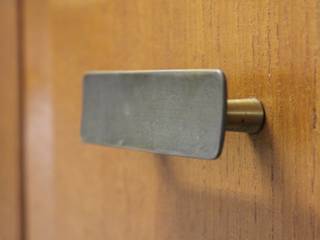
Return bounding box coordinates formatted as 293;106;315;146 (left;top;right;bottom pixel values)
81;69;265;160
226;98;264;133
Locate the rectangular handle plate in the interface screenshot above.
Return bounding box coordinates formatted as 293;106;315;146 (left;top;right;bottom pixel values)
81;70;226;159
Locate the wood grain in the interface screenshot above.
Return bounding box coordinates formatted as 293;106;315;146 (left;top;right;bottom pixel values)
0;1;22;239
23;0;320;239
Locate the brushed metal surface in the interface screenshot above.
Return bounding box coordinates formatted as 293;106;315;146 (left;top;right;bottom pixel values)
81;70;226;159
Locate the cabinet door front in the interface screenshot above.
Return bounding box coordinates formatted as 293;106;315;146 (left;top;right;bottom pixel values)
23;1;320;240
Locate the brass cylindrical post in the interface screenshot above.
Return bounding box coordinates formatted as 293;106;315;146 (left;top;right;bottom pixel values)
226;98;265;134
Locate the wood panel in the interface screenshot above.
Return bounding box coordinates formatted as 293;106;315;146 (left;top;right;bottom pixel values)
0;1;22;239
23;0;320;239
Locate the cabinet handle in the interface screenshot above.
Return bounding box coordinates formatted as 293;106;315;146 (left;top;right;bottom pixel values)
81;70;264;160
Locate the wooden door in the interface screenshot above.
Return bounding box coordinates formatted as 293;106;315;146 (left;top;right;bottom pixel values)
0;1;23;239
21;0;320;239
